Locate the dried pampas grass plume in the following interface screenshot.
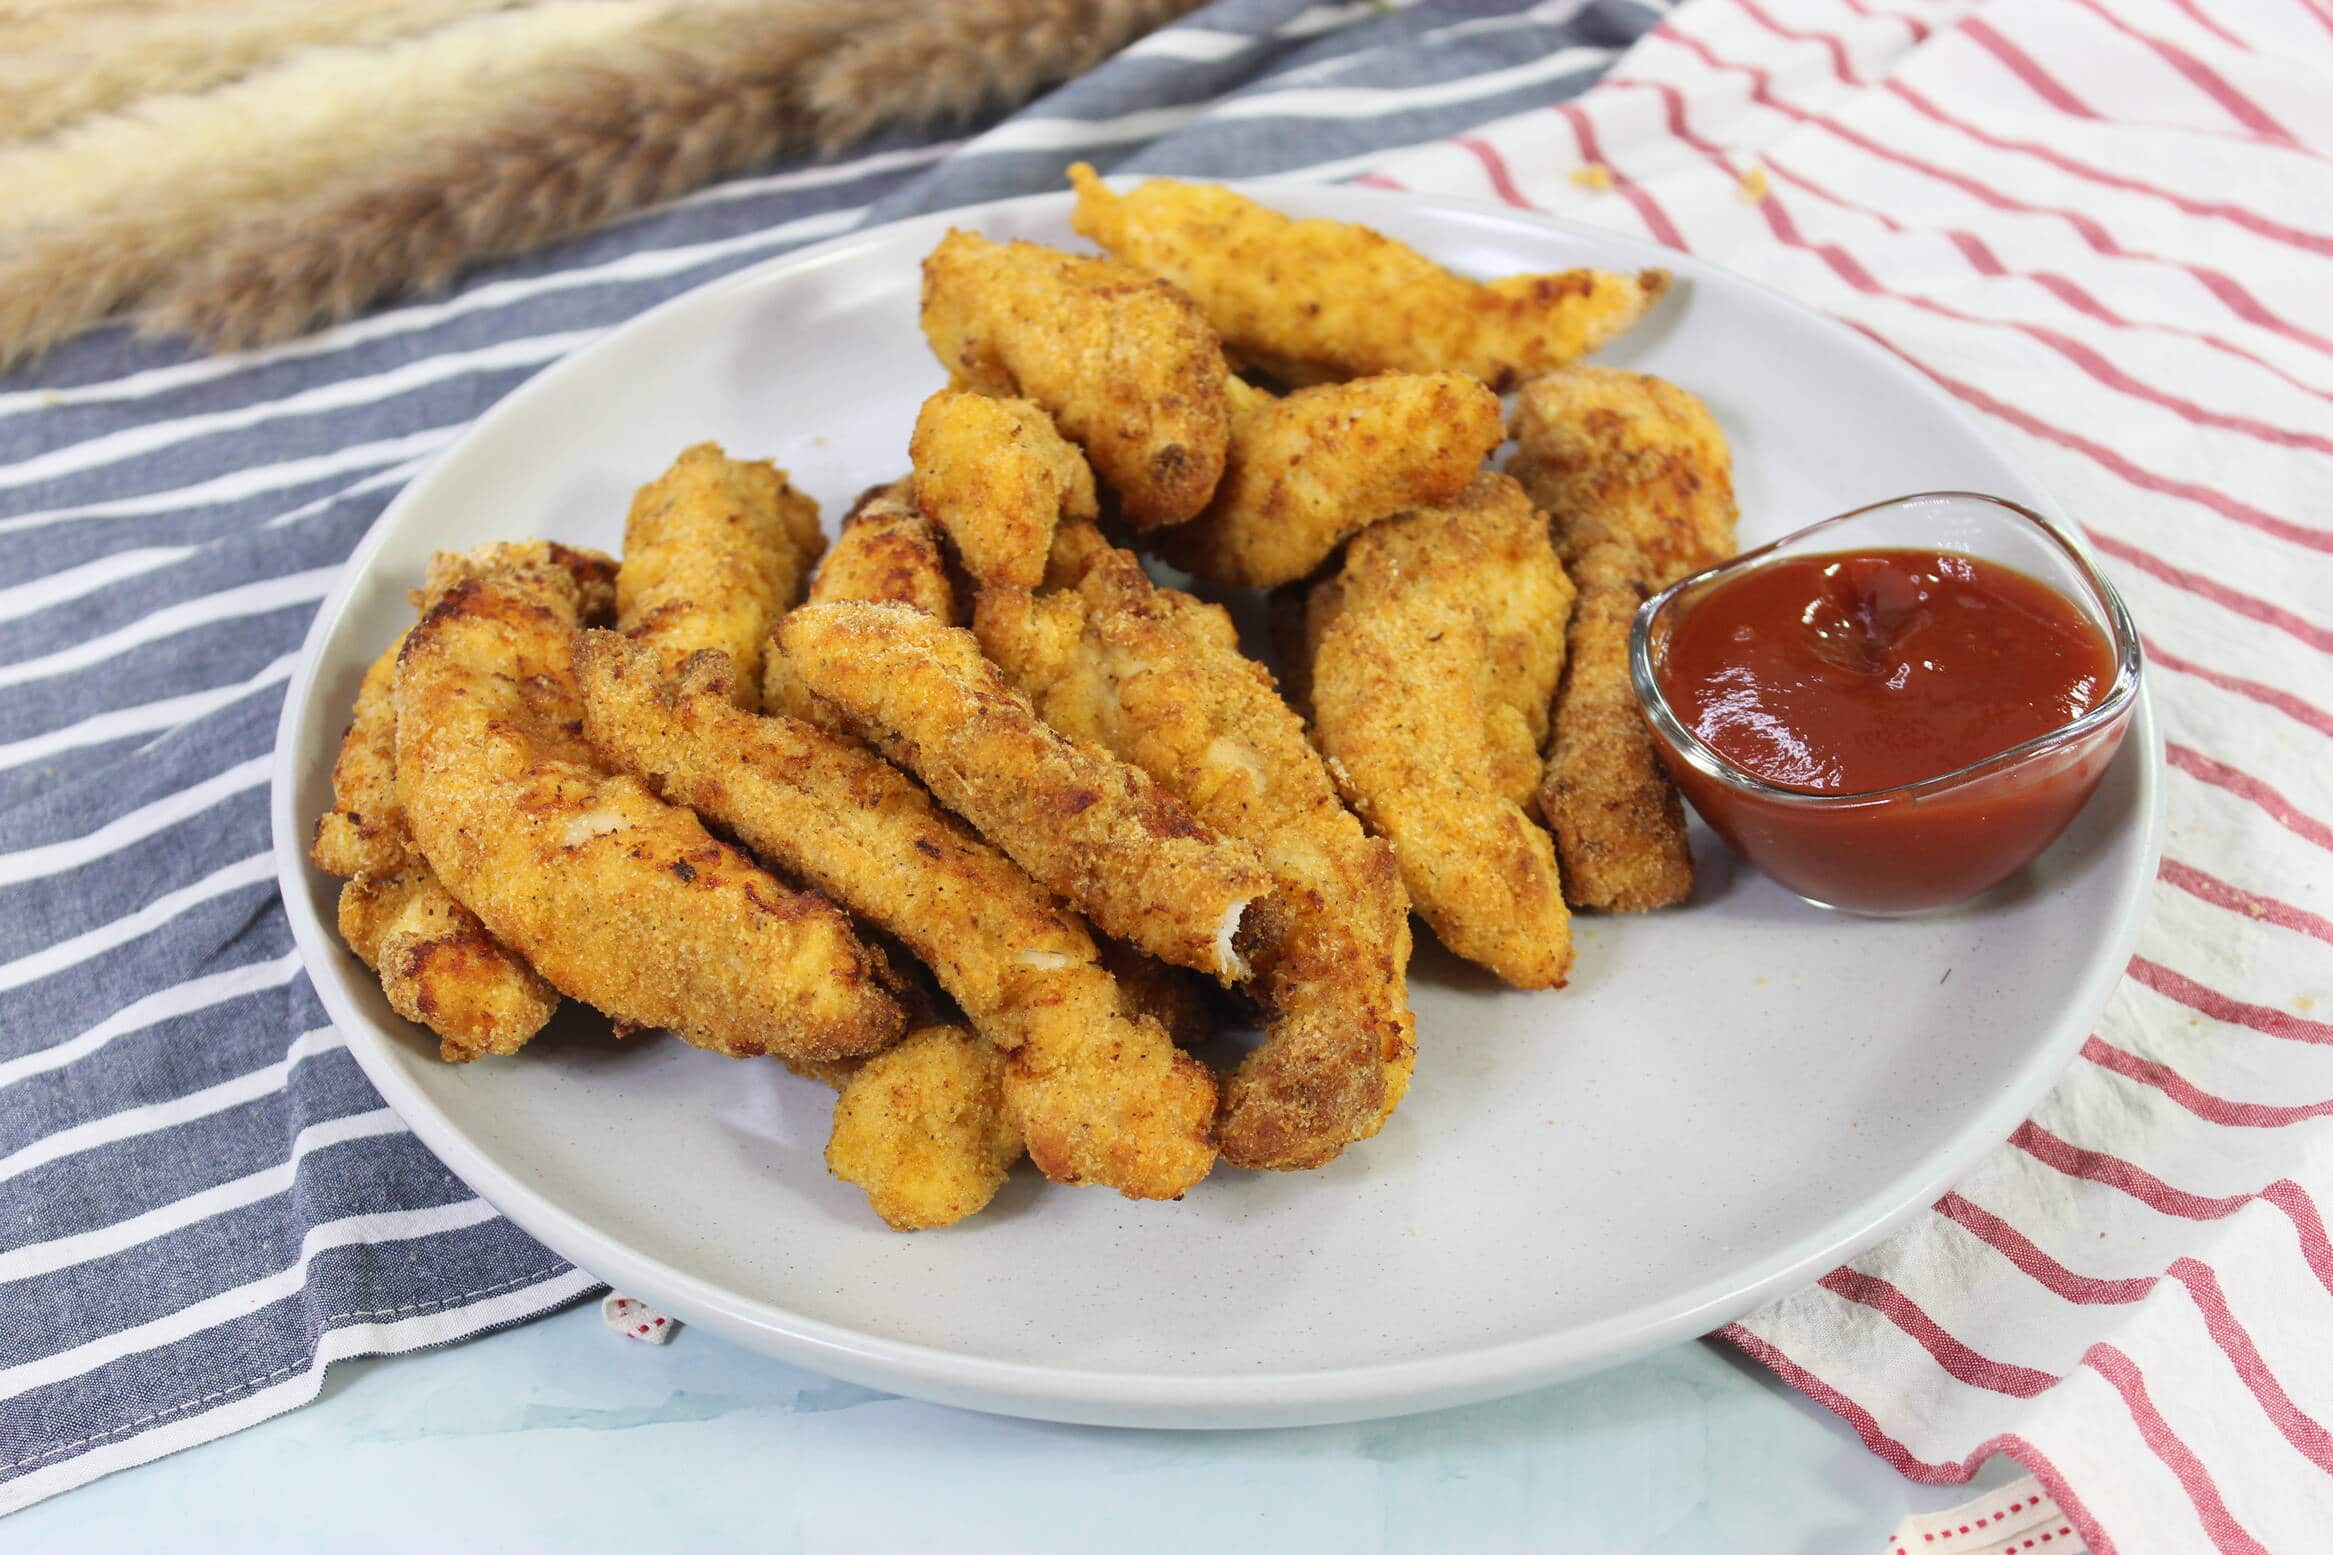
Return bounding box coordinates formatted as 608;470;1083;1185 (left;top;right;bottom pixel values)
0;0;689;366
0;0;530;143
143;0;1203;355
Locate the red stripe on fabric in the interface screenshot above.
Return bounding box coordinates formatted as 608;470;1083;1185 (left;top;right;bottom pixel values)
2012;1121;2254;1217
2168;1258;2333;1472
2158;858;2333;948
2128;954;2333;1044
1837;0;1931;44
2146;640;2333;741
2165;743;2333;853
1610;78;2333;547
1731;0;1858;81
2081;1344;2277;1555
1817;1269;2061;1396
1887;76;2333;260
2062;0;2295;142
1347;171;1405;191
2081;528;2333;654
2262;1180;2333;1296
1936;1191;2158;1304
1736;184;2333;549
1716;1327;2132;1553
1555;102;1688;251
2165;0;2250;52
1958;16;2100;118
1657;27;2333;360
2083;1034;2333;1125
1450;135;1534;209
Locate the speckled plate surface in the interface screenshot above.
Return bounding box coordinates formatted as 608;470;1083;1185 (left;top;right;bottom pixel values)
272;186;2161;1428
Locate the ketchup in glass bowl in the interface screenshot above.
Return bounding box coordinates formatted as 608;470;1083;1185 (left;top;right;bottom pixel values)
1630;491;2142;915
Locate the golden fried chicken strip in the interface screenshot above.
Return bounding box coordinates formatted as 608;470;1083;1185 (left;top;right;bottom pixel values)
978;541;1413;1169
910;390;1097;589
1158;372;1505;588
827;1025;1024;1231
1095;936;1218;1052
1540;543;1696;912
617;442;822;709
1308;475;1574;989
920;228;1230;530
780;601;1273;983
1508;366;1734;911
312;635;559;1062
576;639;1216;1199
396;546;904;1064
1507;365;1738;587
1068;163;1668;391
809;478;959;617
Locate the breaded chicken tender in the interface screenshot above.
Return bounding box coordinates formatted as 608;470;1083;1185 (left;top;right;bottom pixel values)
1540;543;1696;912
1507;365;1738;587
617;442;823;708
978;536;1414;1169
1157;373;1506;588
396;545;904;1065
808;478;959;618
920;229;1230;530
1068;163;1668;391
827;1025;1024;1231
313;635;560;1062
909;390;1097;588
780;601;1274;983
576;640;1215;1199
1508;366;1734;911
1307;475;1574;989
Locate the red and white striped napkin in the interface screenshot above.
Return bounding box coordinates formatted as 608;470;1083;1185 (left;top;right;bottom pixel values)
1352;1;2333;1549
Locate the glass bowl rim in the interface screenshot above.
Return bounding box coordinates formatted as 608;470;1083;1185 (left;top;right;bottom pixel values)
1627;490;2145;809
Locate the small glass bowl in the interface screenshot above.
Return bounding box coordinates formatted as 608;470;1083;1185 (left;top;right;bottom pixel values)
1629;491;2143;916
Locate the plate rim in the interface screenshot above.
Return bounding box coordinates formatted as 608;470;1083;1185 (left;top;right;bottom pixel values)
270;182;2165;1427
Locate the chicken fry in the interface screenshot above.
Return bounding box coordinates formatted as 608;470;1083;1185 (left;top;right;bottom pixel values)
1507;365;1737;587
920;228;1230;529
1306;474;1574;989
576;639;1217;1199
1157;373;1505;588
1508;366;1735;911
826;1025;1024;1231
910;389;1097;588
1068;163;1668;391
1540;543;1696;912
396;545;904;1065
808;478;959;618
779;601;1273;983
313;634;560;1062
978;538;1413;1169
617;442;823;708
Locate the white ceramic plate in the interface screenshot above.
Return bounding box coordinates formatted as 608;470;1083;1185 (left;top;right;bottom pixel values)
272;186;2161;1428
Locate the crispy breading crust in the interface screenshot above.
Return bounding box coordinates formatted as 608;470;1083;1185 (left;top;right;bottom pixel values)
1307;474;1574;989
1477;500;1579;811
1539;543;1696;912
1507;366;1732;910
919;228;1230;530
575;637;1218;1200
1506;365;1738;588
827;1025;1024;1231
396;547;905;1064
909;390;1097;589
617;442;823;709
313;634;560;1062
1068;163;1668;391
780;600;1275;984
808;478;960;619
977;540;1414;1169
1158;372;1506;588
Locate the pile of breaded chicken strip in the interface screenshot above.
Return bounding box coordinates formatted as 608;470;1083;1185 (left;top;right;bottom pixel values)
313;168;1740;1229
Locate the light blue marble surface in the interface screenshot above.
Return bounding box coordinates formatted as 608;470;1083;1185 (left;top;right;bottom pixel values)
9;1306;2020;1551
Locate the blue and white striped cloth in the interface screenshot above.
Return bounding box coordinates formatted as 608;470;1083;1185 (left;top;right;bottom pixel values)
0;0;1652;1509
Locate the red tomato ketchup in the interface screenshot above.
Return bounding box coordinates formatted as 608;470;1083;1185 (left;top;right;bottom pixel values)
1644;547;2133;914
